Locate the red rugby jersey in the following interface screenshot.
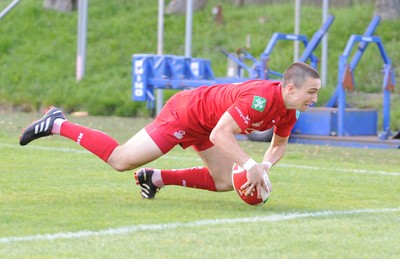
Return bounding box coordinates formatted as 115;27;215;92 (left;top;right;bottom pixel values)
174;80;297;138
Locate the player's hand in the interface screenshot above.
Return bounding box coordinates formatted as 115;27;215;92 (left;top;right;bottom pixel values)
240;163;271;198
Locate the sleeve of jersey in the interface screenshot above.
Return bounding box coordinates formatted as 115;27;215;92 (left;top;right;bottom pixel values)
227;103;252;131
274;110;297;137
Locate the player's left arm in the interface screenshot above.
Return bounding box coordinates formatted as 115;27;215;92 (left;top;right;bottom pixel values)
262;133;288;171
262;110;296;171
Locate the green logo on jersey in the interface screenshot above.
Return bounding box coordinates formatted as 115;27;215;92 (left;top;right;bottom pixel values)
251;96;267;112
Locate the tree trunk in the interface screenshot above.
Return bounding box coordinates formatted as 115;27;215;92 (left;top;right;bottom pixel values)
166;0;208;15
375;0;400;20
43;0;77;12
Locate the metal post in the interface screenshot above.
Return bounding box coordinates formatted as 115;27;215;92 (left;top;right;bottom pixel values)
156;0;165;115
185;0;193;57
294;0;301;62
0;0;21;20
157;0;164;55
321;0;329;87
76;0;88;81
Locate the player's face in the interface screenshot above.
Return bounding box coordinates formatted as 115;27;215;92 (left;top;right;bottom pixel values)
290;77;321;112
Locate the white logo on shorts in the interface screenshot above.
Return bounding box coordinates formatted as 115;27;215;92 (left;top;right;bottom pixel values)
173;130;185;140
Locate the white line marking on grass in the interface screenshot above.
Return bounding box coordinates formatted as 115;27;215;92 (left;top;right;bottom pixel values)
0;208;399;244
3;143;89;154
4;143;400;176
278;164;400;176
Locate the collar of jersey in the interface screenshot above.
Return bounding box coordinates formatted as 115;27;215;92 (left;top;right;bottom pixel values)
275;83;287;116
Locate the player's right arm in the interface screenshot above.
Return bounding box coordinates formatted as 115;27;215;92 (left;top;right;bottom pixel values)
210;111;268;198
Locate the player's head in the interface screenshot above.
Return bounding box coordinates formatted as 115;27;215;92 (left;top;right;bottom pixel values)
281;62;321;112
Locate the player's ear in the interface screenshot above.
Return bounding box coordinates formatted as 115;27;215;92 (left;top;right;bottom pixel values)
287;83;296;93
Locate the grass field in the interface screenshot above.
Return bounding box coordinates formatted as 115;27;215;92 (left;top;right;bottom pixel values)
1;1;400;127
1;111;399;258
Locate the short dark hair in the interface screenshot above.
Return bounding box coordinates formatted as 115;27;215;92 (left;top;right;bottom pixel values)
282;62;320;88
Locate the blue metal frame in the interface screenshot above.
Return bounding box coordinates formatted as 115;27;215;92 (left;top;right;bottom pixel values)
131;15;399;148
220;15;335;79
132;15;335;108
132;54;252;108
219;48;259;78
326;16;381;107
260;33;311;79
326;16;396;139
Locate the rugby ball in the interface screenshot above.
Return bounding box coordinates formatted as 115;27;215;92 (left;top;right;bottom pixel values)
231;163;271;206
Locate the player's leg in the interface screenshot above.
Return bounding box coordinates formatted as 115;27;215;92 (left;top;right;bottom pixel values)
138;145;234;197
19;107;165;172
195;146;234;191
107;128;164;171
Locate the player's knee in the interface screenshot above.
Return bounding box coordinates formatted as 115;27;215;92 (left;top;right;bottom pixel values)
107;156;137;172
208;167;234;191
106;148;135;172
214;178;234;191
110;163;131;172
